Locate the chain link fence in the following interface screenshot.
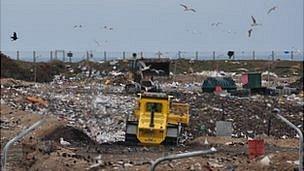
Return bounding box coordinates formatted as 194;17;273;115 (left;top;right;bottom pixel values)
1;50;303;63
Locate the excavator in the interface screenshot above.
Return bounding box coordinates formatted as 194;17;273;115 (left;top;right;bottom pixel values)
125;92;190;145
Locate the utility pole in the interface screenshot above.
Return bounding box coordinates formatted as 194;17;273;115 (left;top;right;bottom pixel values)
16;51;20;60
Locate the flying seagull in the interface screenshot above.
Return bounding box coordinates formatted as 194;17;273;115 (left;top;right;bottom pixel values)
94;40;102;47
211;22;222;27
180;4;196;12
73;25;83;28
10;32;18;41
138;61;151;71
150;68;165;75
248;28;253;37
251;16;261;27
267;6;277;14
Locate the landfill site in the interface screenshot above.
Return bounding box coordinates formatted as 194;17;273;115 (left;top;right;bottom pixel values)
0;52;303;171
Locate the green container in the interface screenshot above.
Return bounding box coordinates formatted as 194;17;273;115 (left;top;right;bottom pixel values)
202;77;237;92
247;73;261;89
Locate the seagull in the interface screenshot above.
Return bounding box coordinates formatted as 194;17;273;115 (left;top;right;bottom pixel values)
10;32;18;41
94;40;102;47
74;25;83;28
60;137;71;146
138;61;151;71
180;4;196;12
94;155;102;160
251;16;261;27
204;138;209;145
248;28;253;37
150;68;165;74
267;6;277;14
109;27;114;31
211;22;222;27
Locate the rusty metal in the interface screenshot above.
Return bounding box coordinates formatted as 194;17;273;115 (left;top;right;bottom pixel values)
150;148;217;171
1;119;45;171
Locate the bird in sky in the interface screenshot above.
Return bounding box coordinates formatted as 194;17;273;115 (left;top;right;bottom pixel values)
73;25;83;28
251;16;261;27
60;137;71;146
180;4;196;12
103;26;114;31
267;6;277;14
10;32;18;41
94;40;102;47
211;22;222;27
248;28;253;37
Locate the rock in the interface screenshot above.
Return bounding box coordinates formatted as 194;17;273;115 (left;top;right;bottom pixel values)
259;156;271;166
189;165;195;171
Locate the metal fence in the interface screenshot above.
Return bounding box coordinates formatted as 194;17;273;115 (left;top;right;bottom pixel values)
1;50;303;62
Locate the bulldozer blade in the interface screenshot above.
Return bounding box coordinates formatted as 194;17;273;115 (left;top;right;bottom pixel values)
125;121;139;144
164;124;182;145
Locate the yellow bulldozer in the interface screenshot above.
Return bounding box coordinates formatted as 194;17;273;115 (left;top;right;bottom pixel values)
125;92;190;145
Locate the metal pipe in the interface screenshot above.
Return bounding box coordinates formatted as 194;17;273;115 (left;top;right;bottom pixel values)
273;112;303;171
1;119;45;171
150;148;217;171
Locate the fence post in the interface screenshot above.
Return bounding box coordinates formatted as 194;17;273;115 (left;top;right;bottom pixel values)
33;51;37;82
123;51;126;60
213;51;215;60
158;51;161;58
104;51;107;61
291;51;294;60
55;51;58;60
50;51;53;61
140;52;143;58
271;51;275;61
16;51;20;60
85;51;88;61
63;51;66;62
195;51;198;60
253;51;255;60
178;51;181;59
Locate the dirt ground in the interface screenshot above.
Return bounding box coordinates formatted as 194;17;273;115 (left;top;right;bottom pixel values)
0;104;300;171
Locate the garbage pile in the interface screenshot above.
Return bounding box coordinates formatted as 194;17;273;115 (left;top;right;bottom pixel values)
1;75;303;144
182;92;303;139
1;77;135;144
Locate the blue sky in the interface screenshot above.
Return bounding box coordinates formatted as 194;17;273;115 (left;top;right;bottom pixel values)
1;0;303;52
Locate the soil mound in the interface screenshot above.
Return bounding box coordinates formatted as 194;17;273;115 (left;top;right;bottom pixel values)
42;126;95;147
